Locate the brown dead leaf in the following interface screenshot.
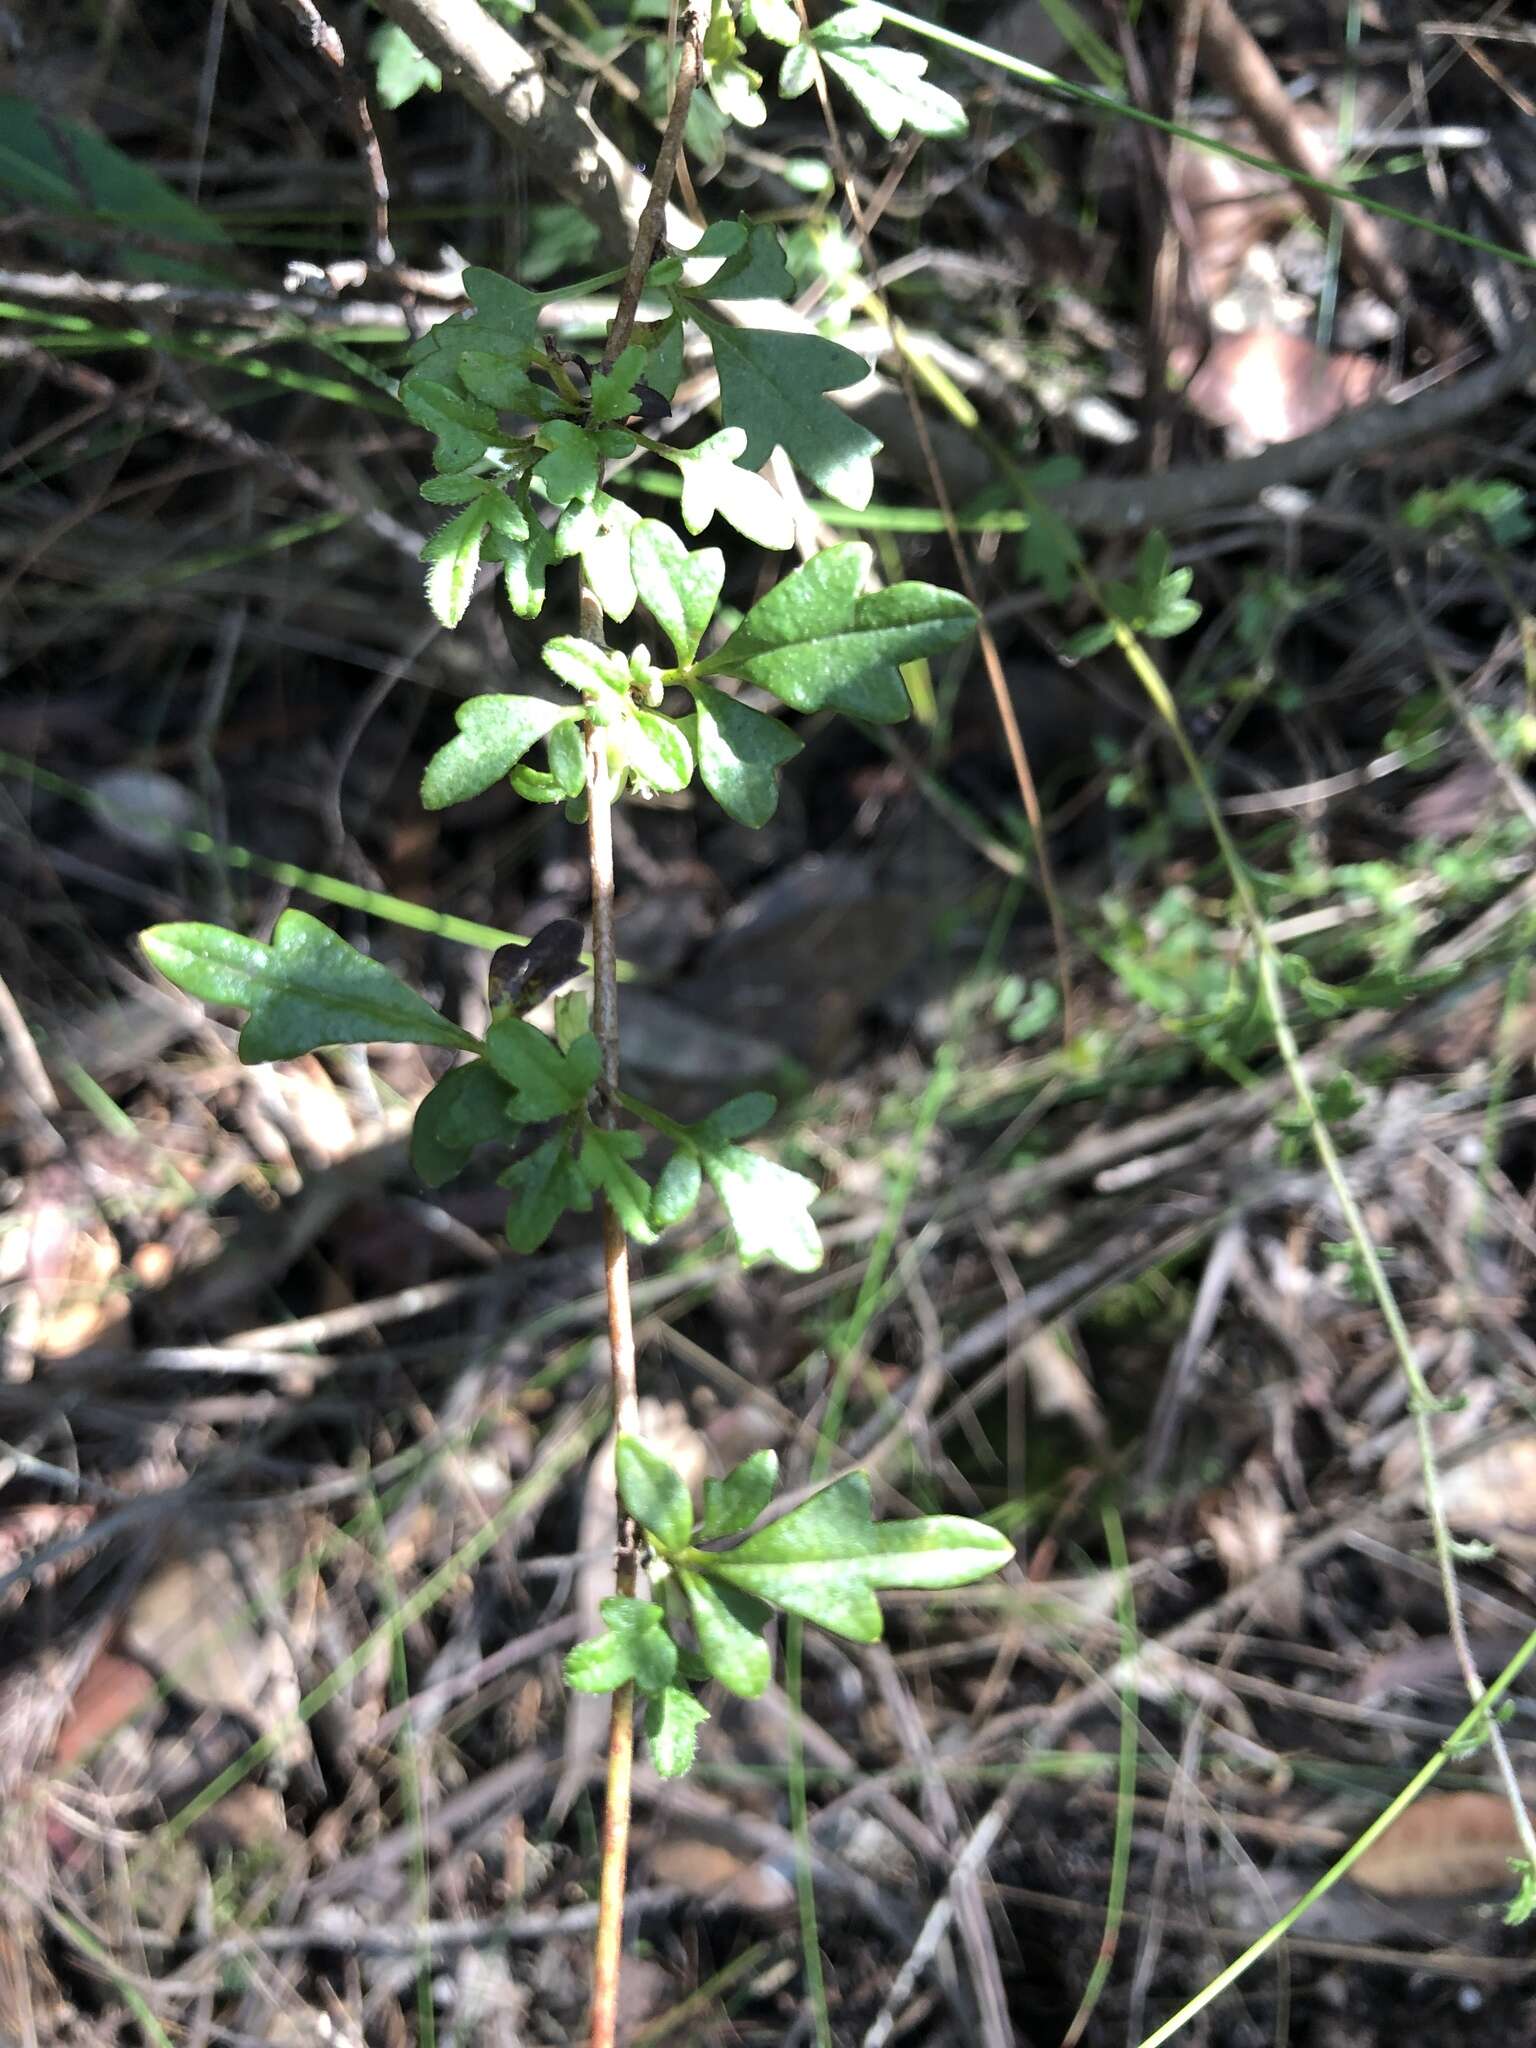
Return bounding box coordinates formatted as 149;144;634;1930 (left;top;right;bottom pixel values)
50;1650;161;1771
1182;331;1381;448
1352;1791;1528;1898
1438;1435;1536;1560
123;1532;306;1767
0;1169;127;1362
648;1837;795;1916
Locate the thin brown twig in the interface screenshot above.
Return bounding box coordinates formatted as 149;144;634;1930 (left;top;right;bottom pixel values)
273;0;395;266
599;9;703;373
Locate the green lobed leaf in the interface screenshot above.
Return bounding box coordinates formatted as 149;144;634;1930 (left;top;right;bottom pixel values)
586;343;650;425
616;1434;694;1552
702;543;976;713
692;686;802;828
485;1016;599;1118
698;1091;777;1142
405;267;540;378
670;429;794;551
650;1147;703;1230
700;1449;779;1541
630;520;724;666
684;220;791;301
502;1133;590;1252
493;514;558;620
401;376;501;473
600;1595;664;1631
532;420;602;506
555;492;640;623
141;912;477;1064
421;695;579;810
372;29;441;113
818;38;967;140
564;1629;638;1692
458;348;558;417
421;499;494;629
701;1470;1012;1642
699;1139;822;1272
578;1126;658;1245
689;309;880;510
646;1685;710;1777
410;1059;516;1186
678;1568;772;1697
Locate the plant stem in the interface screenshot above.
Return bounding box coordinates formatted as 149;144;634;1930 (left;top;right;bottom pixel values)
598;7;702;372
584;709;643;2048
584;22;703;2036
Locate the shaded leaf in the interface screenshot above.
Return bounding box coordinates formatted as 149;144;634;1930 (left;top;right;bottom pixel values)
410;1060;515;1186
690;309;880;509
141;911;476;1063
579;1125;658;1245
502;1133;590;1252
533;420;602;506
693;686;802;827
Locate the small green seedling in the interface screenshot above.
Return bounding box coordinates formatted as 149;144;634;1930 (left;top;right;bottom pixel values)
567;1437;1012;1775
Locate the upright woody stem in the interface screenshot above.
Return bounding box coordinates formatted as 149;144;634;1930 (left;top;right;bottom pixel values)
583;21;702;2048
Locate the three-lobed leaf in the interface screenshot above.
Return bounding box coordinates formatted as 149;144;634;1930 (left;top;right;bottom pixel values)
668;429;795;551
700;1139;822;1272
485;1016;599;1118
701;1470;1011;1641
689;309;880;510
141;911;476;1064
702;542;976;715
501;1133;589;1252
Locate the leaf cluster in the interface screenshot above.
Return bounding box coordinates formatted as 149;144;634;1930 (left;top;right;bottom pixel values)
419;526;975;829
139;912;825;1271
565;1435;1011;1775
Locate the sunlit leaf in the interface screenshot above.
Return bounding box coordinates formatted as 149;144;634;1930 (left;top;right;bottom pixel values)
616;1434;694;1552
678;1568;772;1696
421;695;579;810
700;1449;778;1540
703;1470;1012;1641
646;1685;709;1776
141;912;476;1063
